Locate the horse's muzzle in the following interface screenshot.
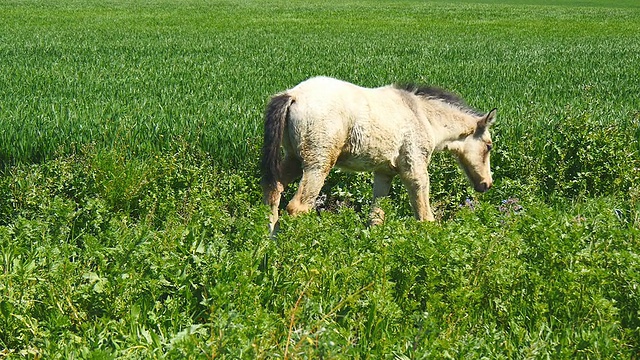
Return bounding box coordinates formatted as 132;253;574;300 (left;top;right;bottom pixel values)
476;181;492;192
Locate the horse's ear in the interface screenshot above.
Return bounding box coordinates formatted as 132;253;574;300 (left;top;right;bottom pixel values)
478;108;497;129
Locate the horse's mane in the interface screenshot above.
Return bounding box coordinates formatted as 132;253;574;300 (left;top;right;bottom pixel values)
394;83;483;117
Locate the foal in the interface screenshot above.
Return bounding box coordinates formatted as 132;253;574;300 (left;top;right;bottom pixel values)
261;76;496;234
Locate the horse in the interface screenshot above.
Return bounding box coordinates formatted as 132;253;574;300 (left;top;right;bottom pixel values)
261;76;496;234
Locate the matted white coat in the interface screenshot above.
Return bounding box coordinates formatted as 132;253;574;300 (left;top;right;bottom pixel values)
261;76;496;234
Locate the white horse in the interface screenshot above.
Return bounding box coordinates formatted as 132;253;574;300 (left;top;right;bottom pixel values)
261;76;496;234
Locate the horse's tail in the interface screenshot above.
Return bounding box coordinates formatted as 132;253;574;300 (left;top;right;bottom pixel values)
261;93;294;191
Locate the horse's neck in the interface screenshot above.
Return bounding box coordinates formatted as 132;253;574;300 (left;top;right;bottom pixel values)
428;109;476;151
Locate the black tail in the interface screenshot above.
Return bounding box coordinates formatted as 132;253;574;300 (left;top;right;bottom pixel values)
261;93;293;189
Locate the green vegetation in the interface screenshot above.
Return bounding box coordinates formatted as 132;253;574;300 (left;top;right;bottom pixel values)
1;0;638;358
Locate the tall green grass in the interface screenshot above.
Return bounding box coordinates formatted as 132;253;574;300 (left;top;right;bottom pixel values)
1;0;639;179
0;0;639;357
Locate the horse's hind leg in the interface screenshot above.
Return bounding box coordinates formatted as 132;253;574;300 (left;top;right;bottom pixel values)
370;172;394;226
280;154;303;188
263;181;284;235
263;155;302;235
286;164;331;216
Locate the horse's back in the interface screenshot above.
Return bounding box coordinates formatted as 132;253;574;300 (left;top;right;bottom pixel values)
288;77;370;113
284;77;417;172
286;76;372;147
290;76;363;94
287;76;407;127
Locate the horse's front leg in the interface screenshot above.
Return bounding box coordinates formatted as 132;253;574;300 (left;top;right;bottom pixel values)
369;172;394;226
399;158;436;222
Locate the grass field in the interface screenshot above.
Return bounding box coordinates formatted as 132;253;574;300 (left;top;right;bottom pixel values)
0;0;639;358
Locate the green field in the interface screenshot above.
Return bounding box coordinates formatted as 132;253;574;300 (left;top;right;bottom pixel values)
1;0;639;358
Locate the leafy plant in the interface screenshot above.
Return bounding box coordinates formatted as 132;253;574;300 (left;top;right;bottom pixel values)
0;0;639;358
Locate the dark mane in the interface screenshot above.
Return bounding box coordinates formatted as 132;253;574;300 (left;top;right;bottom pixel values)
394;83;482;116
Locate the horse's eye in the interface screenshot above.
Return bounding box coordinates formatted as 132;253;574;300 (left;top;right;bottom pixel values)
486;143;493;152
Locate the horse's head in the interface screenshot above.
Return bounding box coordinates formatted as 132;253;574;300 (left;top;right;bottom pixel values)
447;108;497;192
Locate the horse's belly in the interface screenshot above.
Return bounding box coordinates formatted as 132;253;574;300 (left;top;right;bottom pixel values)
336;152;396;173
335;125;400;173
